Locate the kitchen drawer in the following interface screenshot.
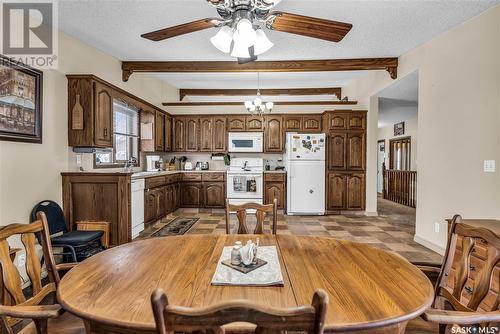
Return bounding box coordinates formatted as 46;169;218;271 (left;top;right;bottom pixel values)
182;173;202;182
202;172;225;182
145;176;166;189
264;173;286;182
165;174;180;184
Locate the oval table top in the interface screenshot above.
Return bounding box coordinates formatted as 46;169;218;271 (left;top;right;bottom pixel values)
57;235;434;333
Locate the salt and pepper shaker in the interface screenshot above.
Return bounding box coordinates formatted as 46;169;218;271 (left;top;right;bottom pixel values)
231;241;242;265
252;238;259;264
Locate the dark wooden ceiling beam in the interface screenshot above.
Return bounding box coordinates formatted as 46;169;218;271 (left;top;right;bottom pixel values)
162;100;357;107
179;88;342;100
122;58;398;81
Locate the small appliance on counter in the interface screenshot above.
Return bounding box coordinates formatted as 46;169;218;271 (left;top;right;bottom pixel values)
184;161;193;171
201;161;209;170
146;155;162;172
195;162;202;171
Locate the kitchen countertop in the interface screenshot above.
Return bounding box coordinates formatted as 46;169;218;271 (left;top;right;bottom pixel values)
62;169;286;179
264;170;287;174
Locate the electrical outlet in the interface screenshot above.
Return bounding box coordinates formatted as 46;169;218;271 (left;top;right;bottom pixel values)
17;253;26;267
434;223;440;233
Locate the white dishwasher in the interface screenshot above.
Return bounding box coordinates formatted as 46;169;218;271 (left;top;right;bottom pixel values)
131;179;145;239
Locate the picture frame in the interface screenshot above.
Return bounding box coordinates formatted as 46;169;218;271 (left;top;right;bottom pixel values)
0;55;43;143
394;121;405;136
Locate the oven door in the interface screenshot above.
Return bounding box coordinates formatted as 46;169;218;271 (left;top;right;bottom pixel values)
228;132;263;153
227;172;263;199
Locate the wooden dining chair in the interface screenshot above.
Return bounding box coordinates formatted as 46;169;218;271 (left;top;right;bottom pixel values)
151;288;328;334
406;215;500;334
225;199;278;235
0;212;85;334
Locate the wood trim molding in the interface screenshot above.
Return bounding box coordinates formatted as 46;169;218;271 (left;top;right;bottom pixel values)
122;58;398;81
179;88;342;100
163;101;357;107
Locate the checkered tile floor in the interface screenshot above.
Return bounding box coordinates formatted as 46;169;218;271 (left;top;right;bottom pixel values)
140;198;442;263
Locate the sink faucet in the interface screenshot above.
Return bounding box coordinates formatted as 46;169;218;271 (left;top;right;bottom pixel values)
242;160;248;170
123;157;137;172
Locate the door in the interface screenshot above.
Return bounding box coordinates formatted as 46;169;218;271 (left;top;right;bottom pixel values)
181;183;203;207
94;82;113;147
226;173;263;200
328;114;347;130
172;117;185;152
212;116;227;152
156;187;166;218
347;173;365;210
185;117;199;152
327;133;347;170
144;189;157;223
155;111;165;151
264;116;283;152
288;161;325;214
303;115;322;132
204;182;225;208
327;173;346;210
377;140;386;194
227;116;245;131
347;132;365;170
164;184;173;213
164;116;172;152
199;117;213;152
265;182;285;209
246;116;264;131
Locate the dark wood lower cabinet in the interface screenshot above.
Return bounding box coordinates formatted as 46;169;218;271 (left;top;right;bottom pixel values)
181;182;203;207
264;173;286;210
327;172;365;211
203;182;226;208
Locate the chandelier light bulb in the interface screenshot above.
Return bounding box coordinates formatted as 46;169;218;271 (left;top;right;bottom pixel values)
265;101;274;110
244;100;253;109
254;28;274;55
254;97;262;106
210;26;234;54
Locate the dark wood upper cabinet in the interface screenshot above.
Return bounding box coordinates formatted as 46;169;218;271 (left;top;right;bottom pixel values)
93;82;113;147
347;132;365;170
172;116;186;152
185;117;199;152
246;116;264;131
203;182;225;208
284;115;302;132
347;173;365;210
327;113;348;130
212;116;227;152
327;133;347;170
164;116;172;152
227;116;246;131
199;117;213;152
264;116;283;152
327;172;346;210
155;111;165;152
348;115;365;130
303;115;322;132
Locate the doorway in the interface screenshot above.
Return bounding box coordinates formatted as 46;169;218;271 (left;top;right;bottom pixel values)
377;140;385;194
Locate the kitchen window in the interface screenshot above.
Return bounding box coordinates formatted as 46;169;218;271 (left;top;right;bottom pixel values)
95;99;139;167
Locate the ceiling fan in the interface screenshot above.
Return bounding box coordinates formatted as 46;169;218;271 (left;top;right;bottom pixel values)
141;0;352;62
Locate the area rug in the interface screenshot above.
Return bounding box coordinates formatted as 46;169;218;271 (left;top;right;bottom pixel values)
151;217;200;237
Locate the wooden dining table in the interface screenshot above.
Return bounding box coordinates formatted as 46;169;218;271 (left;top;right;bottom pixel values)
57;235;434;334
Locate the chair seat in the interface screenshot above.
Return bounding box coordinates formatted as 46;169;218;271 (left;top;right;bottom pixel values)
406;317;441;334
19;312;85;334
52;230;103;246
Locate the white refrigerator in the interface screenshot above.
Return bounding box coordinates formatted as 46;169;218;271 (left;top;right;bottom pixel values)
285;133;326;215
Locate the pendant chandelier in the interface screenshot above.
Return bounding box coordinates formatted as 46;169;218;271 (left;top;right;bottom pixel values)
244;73;274;115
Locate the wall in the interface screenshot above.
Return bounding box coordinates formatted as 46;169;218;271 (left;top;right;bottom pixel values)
378;117;418;171
344;5;500;253
0;30;178;232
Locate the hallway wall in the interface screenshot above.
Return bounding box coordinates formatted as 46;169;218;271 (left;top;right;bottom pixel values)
378;117;418;171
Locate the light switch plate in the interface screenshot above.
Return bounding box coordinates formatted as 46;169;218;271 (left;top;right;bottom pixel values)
484;160;496;172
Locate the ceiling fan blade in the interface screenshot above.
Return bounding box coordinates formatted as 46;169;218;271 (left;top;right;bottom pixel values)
142;18;222;41
267;11;352;43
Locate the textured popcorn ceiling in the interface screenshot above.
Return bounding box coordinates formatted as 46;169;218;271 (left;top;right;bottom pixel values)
58;0;499;89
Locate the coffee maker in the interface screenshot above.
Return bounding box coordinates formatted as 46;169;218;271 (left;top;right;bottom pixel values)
146;155;161;171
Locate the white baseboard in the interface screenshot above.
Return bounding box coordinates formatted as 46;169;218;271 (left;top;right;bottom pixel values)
414;235;446;256
364;211;378;217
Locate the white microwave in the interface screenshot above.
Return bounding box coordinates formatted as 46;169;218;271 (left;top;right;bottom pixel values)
228;132;263;153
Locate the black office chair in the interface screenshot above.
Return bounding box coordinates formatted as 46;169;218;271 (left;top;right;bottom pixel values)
30;200;105;262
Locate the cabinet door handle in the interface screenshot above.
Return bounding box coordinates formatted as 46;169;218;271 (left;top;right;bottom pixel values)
103;128;108;137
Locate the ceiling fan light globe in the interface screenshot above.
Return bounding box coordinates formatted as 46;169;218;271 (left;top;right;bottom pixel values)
231;39;251;58
210;26;233;53
254;29;274;55
236;19;257;46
